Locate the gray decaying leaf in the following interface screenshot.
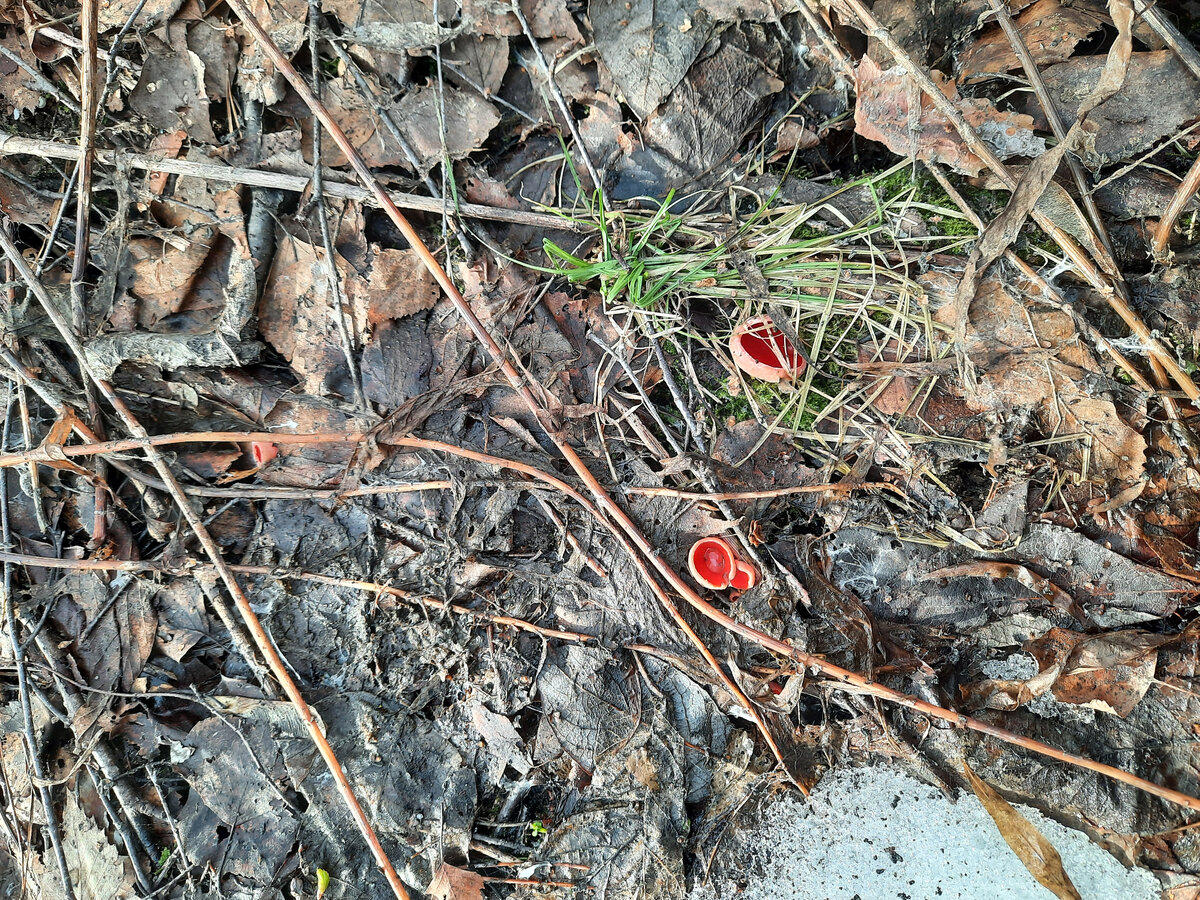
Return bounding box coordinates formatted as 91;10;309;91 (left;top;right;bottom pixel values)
531;646;734;899
1031;50;1200;168
61;793;133;900
615;25;785;195
101;0;183;29
590;0;711;118
174;716;300;884
964;763;1084;900
442;34;510;96
471;701;532;783
1004;524;1191;626
128;44;218;144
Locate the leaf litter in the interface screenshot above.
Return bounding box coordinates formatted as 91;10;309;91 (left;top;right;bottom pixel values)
2;0;1200;898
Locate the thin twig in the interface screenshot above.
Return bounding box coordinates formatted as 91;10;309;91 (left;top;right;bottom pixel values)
307;0;368;411
0;385;74;900
0;134;586;233
1132;0;1200;80
1153;152;1200;260
624;482;903;501
74;0;109;548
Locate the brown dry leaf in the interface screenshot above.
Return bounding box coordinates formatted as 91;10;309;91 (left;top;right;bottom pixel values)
100;0;182;29
462;0;582;41
930;272;1146;484
298;79;498;173
144;129;188;196
116;228;216;330
442;34;510;96
31;408;96;481
958;0;1108;83
1025;627;1170;717
1076;0;1133;119
260;218;436;396
259;229;357;396
61;792;133;899
128;40;218;144
951;136;1074;347
392;84;501;173
854;54;1045;176
428;863;484;900
0;30;42;117
0;170;53;225
964;763;1083;900
363;249;440;326
326;0;463;52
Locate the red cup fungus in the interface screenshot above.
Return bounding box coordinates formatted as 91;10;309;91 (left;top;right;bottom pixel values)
729;315;806;383
249;441;279;466
688;536;758;591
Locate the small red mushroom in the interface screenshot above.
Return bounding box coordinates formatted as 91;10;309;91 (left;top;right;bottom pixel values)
729;315;806;383
248;441;278;466
688;536;758;591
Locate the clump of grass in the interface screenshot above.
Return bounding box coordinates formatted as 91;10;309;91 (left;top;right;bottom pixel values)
542;163;964;443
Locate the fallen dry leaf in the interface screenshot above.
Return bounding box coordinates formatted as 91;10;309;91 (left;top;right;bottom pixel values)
428;863;484;900
0;31;44;117
854;54;1045;176
930;272;1147;484
958;0;1108;83
964;762;1083;900
1025;627;1170;717
923;561;1079;619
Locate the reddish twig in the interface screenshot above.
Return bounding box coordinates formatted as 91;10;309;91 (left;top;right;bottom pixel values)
624;482;905;501
0;429;357;468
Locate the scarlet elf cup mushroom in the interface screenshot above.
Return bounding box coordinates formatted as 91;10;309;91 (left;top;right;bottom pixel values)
729;315;806;383
688;536;758;591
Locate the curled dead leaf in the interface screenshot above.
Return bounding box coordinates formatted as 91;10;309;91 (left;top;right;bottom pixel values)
964;762;1083;900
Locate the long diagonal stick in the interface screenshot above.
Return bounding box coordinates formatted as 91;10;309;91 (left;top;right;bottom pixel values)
224;0;1200;817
